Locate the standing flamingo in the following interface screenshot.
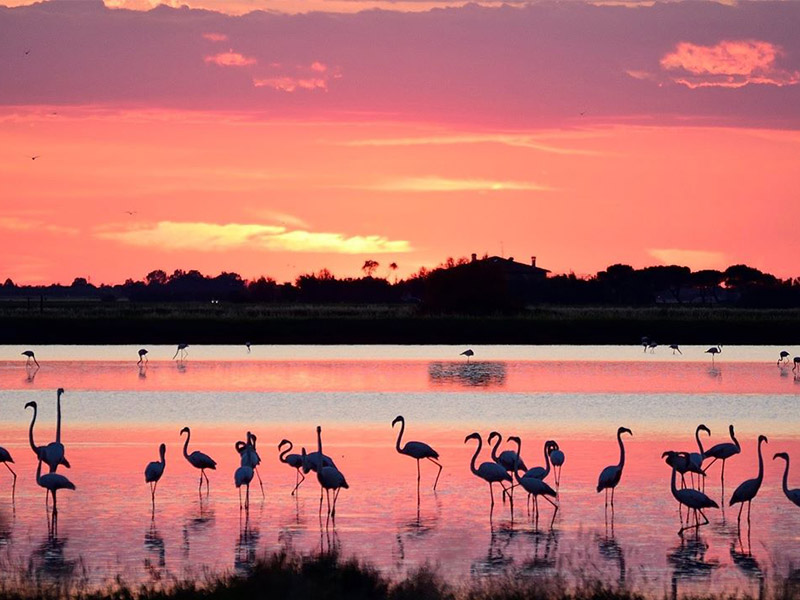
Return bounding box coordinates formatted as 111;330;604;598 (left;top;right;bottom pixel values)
144;443;166;511
36;456;75;518
730;435;768;532
461;349;474;362
647;341;658;353
235;432;264;498
669;344;682;355
793;357;800;376
234;465;255;510
173;344;189;360
137;349;148;365
392;415;443;491
773;452;800;508
687;424;710;488
464;432;512;509
778;350;790;365
22;350;39;367
521;440;556;480
513;450;558;527
278;439;306;495
488;431;527;473
302;448;348;518
663;451;719;536
597;427;633;510
0;445;15;499
180;427;216;494
303;426;336;473
550;442;565;491
24;400;70;472
703;424;740;491
705;345;722;364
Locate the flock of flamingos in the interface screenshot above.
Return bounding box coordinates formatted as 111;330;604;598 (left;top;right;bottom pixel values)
3;345;800;538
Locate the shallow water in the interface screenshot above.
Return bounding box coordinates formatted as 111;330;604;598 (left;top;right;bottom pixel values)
0;345;798;597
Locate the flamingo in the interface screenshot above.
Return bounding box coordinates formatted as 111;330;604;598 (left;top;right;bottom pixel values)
730;435;768;531
705;345;722;364
703;424;740;490
489;432;527;472
302;447;348;518
302;426;336;473
234;465;255;510
0;445;15;499
596;427;633;510
663;451;719;536
36;456;75;517
641;336;650;352
794;357;800;376
662;450;691;489
144;443;166;511
687;424;710;488
647;341;658;353
773;452;800;508
137;349;148;365
550;442;565;491
173;344;189;360
512;448;558;526
464;432;512;509
278;439;306;495
24;400;70;472
392;415;443;491
778;350;790;365
180;427;216;494
22;350;39;368
521;440;556;480
461;349;474;362
670;344;682;355
235;432;265;498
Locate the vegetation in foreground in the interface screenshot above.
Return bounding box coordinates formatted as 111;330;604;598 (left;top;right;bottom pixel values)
2;549;799;600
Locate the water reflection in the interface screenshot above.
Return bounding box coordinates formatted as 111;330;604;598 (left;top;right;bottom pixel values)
24;364;39;384
394;495;441;566
730;539;765;599
144;520;166;579
29;535;75;581
520;529;559;576
234;512;260;576
428;362;506;388
596;529;626;587
182;502;215;558
668;536;718;600
471;525;516;576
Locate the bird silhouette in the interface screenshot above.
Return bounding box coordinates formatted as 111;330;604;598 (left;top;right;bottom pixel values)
730;435;768;532
36;456;75;518
124;210;137;216
24;400;70;474
686;424;710;488
465;432;512;509
234;465;255;511
793;357;800;377
460;349;474;362
663;451;718;536
21;350;39;367
235;432;264;498
302;426;336;474
172;343;189;361
773;452;800;508
144;443;166;512
705;345;722;364
778;350;790;365
29;155;39;161
670;344;682;355
703;424;740;491
302;447;348;518
137;349;148;365
278;439;306;495
392;415;442;491
549;441;565;491
0;445;15;500
512;448;557;528
489;431;527;473
597;427;633;511
180;427;216;495
520;440;556;480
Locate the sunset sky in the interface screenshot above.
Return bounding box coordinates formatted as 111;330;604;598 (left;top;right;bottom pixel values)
1;0;799;285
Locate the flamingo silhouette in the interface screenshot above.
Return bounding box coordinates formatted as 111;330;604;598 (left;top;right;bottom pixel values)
663;451;718;536
180;427;216;495
36;456;75;518
235;432;265;498
489;431;527;472
705;345;722;364
687;424;710;488
392;415;442;491
24;400;70;473
521;440;556;480
302;447;348;518
144;443;166;511
137;349;148;365
670;344;682;355
773;452;800;508
234;465;255;510
302;426;336;473
0;445;15;499
464;432;512;509
22;350;39;368
793;356;800;377
703;424;740;490
597;427;633;511
778;350;790;365
512;447;557;527
173;344;189;361
278;439;306;495
549;442;565;491
730;435;768;532
461;349;474;362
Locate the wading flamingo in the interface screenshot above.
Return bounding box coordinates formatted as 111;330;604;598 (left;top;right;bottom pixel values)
597;427;633;511
144;443;166;511
663;451;718;536
550;442;565;491
392;415;443;491
173;344;189;360
705;345;722;364
465;432;512;510
778;350;789;365
234;465;254;510
278;439;305;494
670;344;682;355
489;432;527;473
773;452;800;508
703;424;740;490
303;426;336;473
180;427;216;494
512;447;557;527
687;424;710;488
0;445;15;499
302;447;348;518
22;350;39;368
24;400;70;472
730;435;768;532
461;349;474;362
137;349;148;365
36;456;75;517
236;432;264;498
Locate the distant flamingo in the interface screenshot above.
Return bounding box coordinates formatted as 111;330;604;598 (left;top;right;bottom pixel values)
641;337;650;352
663;451;718;536
22;350;39;368
793;357;800;376
234;465;255;510
705;345;722;364
647;341;657;353
36;456;75;517
461;349;474;362
24;400;70;472
670;344;682;355
144;443;166;511
597;427;633;510
392;415;443;491
302;447;348;518
550;442;565;491
245;342;251;353
173;344;189;360
773;452;800;508
730;435;768;531
278;439;305;494
778;350;790;365
137;349;148;365
464;432;512;509
0;445;15;499
180;427;216;494
703;424;740;490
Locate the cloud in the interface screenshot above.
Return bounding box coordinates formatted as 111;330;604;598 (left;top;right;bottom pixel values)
202;32;228;42
660;40;800;89
204;51;257;67
252;62;339;92
0;217;79;235
341;133;598;155
95;221;411;254
355;176;553;192
648;248;727;269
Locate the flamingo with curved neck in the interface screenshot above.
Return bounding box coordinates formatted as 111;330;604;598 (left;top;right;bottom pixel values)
730;435;768;532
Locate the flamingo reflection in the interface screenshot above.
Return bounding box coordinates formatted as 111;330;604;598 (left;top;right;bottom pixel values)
144;520;166;574
234;511;260;575
668;536;718;600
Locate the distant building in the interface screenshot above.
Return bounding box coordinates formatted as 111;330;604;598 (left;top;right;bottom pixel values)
472;253;550;283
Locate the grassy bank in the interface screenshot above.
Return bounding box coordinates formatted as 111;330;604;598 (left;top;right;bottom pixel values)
2;302;800;344
2;549;798;600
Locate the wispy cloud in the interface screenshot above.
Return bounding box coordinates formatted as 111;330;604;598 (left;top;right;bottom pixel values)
0;217;79;236
352;176;554;192
202;32;228;42
252;62;340;92
204;51;257;67
648;248;727;269
95;221;411;254
660;40;800;89
341;133;599;155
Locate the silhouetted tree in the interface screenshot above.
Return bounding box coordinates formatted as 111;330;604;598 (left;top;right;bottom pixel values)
362;260;379;278
146;270;167;286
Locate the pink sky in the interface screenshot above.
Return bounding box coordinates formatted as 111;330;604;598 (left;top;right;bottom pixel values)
1;0;799;284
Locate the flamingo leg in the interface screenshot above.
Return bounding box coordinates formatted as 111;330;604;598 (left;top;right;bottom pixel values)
332;488;340;519
428;458;443;491
239;486;243;510
254;467;265;498
326;488;332;516
737;502;744;531
489;482;495;508
292;468;305;495
246;483;250;511
4;463;16;500
198;471;203;494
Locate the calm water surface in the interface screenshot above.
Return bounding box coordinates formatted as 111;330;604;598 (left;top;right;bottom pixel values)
0;345;798;597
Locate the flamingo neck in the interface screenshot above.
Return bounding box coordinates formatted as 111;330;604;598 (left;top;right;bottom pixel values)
317;429;323;455
513;438;524;483
617;431;626;468
490;434;502;462
56;390;62;443
36;457;43;485
160;446;166;465
469;436;482;476
782;457;790;496
695;427;705;455
670;461;678;498
182;430;191;459
756;438;765;483
27;404;38;454
394;419;405;453
279;441;292;463
543;442;551;476
730;428;740;451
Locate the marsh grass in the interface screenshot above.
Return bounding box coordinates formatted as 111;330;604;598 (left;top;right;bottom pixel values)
2;549;800;600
